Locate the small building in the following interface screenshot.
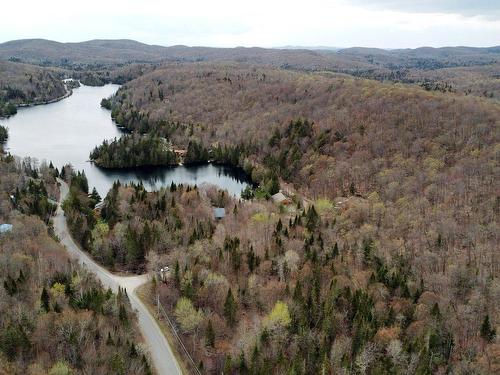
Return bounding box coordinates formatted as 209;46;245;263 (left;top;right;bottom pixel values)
0;224;13;234
174;149;187;157
94;201;105;210
213;207;225;220
271;191;292;205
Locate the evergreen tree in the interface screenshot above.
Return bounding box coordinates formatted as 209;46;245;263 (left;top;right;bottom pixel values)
223;355;232;374
174;260;180;287
205;319;215;348
480;315;496;343
90;187;101;203
349;182;356;196
41;286;50;312
224;288;237;327
332;242;339;258
119;304;128;323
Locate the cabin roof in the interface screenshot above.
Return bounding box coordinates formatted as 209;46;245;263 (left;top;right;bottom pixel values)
0;224;13;233
271;191;290;204
213;207;225;219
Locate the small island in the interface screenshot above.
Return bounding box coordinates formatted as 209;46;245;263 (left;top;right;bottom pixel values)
90;134;178;168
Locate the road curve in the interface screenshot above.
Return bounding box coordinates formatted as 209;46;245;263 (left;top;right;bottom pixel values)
54;178;182;375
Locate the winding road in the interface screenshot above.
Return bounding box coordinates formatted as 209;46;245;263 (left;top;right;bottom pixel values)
54;178;182;375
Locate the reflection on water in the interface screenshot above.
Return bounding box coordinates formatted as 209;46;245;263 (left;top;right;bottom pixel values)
4;84;250;196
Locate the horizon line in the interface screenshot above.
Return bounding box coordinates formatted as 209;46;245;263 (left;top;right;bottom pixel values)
1;37;499;51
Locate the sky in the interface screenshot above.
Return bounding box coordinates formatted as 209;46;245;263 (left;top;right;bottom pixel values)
1;0;499;48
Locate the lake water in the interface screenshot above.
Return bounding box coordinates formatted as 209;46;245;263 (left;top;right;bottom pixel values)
3;84;250;197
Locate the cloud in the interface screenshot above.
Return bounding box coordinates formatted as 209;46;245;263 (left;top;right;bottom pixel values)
0;0;499;48
345;0;500;19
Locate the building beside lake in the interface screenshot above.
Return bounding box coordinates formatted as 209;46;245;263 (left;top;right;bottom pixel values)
271;191;292;205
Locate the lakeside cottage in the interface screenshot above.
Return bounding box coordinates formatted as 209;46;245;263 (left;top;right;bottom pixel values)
271;191;292;205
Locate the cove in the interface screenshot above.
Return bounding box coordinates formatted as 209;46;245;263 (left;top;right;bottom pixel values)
3;84;251;197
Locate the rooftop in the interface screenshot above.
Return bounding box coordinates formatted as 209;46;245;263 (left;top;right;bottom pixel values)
213;207;225;219
0;223;13;233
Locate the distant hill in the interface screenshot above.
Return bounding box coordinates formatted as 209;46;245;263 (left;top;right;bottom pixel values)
0;38;376;72
0;39;171;66
337;45;500;68
1;39;498;100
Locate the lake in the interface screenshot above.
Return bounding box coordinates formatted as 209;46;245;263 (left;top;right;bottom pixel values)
3;84;251;197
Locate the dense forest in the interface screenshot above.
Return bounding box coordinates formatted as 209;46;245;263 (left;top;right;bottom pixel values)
90;134;178;168
0;156;152;374
67;166;499;374
62;177;217;273
80;62;498;373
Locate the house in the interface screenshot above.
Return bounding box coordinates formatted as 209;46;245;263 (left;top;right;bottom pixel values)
0;224;13;234
174;149;187;157
213;207;225;220
271;191;292;205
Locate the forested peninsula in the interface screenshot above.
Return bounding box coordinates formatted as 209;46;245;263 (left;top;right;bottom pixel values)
90;134;178;168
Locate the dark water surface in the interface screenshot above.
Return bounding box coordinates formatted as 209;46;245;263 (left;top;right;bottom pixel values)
4;84;250;196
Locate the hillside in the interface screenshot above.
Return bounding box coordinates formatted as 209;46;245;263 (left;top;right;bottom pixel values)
2;39;499;100
0;39;373;73
75;62;500;373
0;39;169;66
0;156;152;374
0;60;67;116
338;45;500;68
2;39;499;70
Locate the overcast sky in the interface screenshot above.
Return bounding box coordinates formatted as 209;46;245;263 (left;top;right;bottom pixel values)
1;0;499;48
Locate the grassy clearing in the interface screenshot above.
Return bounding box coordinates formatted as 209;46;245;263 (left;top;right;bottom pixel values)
315;198;334;214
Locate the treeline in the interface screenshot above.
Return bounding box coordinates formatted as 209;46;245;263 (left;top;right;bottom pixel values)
0;60;67;117
0;156;152;374
90;134;178;168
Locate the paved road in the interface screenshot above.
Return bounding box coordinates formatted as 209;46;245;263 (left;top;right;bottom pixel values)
54;178;182;375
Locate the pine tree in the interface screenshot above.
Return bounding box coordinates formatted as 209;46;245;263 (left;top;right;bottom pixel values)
223;355;232;374
41;286;50;312
205;319;215;348
349;182;356;196
332;242;339;258
90;187;101;203
431;303;441;319
480;315;496;343
106;332;114;345
238;351;247;374
174;260;180;287
119;304;128;323
224;288;237;327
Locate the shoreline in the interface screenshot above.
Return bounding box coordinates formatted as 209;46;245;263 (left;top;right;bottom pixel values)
17;86;73;108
